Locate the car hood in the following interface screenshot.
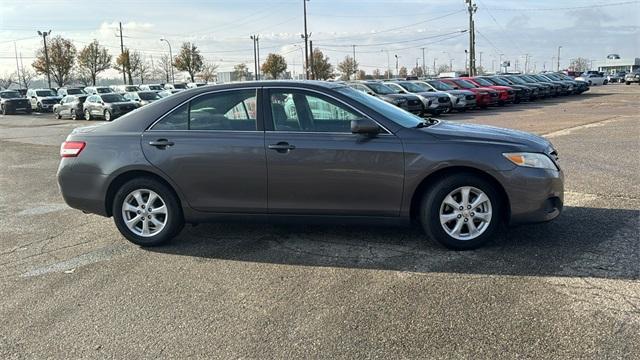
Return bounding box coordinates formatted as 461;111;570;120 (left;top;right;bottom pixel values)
445;89;475;96
39;96;62;100
425;120;551;152
381;93;419;101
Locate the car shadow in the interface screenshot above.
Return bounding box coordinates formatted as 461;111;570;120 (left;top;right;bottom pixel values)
147;206;639;281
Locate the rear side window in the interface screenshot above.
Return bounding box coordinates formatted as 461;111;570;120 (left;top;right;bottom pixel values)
151;89;257;131
152;103;188;130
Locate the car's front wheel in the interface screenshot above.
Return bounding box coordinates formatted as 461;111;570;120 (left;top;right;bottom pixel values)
84;109;92;120
420;174;502;250
104;109;112;121
112;177;184;246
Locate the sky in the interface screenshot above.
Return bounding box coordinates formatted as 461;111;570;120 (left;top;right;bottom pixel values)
0;0;639;82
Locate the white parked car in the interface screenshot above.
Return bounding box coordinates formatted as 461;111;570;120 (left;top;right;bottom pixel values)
575;73;607;86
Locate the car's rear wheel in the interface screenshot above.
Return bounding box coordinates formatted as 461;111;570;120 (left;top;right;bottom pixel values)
55;110;62;119
112;177;184;246
71;110;78;120
420;174;502;250
1;104;7;115
104;109;112;121
84;109;92;120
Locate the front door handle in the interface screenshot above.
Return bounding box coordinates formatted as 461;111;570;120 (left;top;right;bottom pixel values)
268;142;296;153
148;139;174;148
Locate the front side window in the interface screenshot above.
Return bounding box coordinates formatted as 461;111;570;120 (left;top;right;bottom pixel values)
270;90;364;133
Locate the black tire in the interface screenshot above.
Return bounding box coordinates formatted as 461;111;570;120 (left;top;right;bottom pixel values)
419;174;503;250
55;110;62;119
84;109;92;120
112;177;184;246
626;81;630;85
71;110;78;120
1;105;7;115
25;107;32;114
36;102;43;112
104;109;112;121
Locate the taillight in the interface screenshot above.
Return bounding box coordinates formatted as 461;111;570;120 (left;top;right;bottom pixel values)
60;141;86;157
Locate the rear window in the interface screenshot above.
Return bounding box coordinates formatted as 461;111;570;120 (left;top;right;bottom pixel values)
36;90;56;96
101;94;126;103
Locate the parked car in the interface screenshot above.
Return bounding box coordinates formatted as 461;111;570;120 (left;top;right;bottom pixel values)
53;95;88;120
492;76;539;100
187;82;208;88
111;85;142;94
123;91;162;106
477;76;532;102
165;83;188;90
158;89;182;98
58;81;564;250
607;72;626;83
26;88;62;112
348;81;423;115
439;78;499;108
385;80;452;115
419;80;477;111
83;93;139;121
462;77;516;105
139;84;165;92
520;75;562;96
503;75;552;99
624;70;640;85
551;73;590;94
57;87;86;97
576;73;607;86
535;74;576;95
84;86;114;95
0;90;32;115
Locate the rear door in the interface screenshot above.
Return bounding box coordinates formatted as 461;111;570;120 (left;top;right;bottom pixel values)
141;88;267;213
264;87;404;216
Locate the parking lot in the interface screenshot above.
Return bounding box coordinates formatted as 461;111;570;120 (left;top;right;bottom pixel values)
1;85;638;358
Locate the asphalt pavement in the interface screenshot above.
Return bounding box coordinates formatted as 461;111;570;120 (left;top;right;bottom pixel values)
0;85;638;359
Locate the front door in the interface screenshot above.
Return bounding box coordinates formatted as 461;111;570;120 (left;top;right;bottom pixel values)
142;88;267;213
264;88;404;216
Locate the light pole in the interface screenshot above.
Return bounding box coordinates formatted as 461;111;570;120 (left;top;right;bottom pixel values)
394;54;399;77
302;0;310;80
433;57;437;76
160;38;174;84
557;46;562;71
499;53;504;73
37;30;52;89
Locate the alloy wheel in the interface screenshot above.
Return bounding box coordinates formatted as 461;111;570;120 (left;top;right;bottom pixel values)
439;186;492;241
121;189;168;237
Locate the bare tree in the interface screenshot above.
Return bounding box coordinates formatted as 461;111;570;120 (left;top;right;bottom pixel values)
337;56;358;80
0;72;15;89
157;54;172;83
372;68;382;79
233;63;249;81
570;57;590;73
436;64;450;75
134;58;151;84
411;66;424;77
19;68;36;88
356;69;366;80
77;40;111;85
198;62;219;82
398;66;408;77
383;69;393;79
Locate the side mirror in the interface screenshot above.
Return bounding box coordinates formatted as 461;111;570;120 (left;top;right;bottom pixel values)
428;89;435;92
366;91;375;95
351;119;380;135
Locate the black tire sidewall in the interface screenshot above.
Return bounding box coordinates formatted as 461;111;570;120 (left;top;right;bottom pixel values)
112;177;184;246
420;174;502;250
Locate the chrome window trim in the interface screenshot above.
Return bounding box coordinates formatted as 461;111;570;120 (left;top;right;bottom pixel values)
146;87;260;132
264;86;393;135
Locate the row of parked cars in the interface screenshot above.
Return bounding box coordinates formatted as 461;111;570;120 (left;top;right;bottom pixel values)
344;72;590;116
0;82;206;119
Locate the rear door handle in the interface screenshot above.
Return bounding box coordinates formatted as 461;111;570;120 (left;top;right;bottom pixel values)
148;139;174;148
268;142;296;153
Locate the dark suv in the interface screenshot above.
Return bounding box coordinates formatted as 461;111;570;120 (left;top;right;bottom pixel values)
348;81;423;115
58;81;564;250
0;90;32;115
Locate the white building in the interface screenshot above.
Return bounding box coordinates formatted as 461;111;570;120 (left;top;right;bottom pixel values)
593;56;640;74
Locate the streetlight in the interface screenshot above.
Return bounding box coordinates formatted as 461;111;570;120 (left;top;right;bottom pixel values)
557;46;562;71
159;38;175;84
37;30;52;89
394;54;400;77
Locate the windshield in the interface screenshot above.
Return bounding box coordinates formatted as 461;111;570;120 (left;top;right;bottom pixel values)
488;77;509;85
0;91;21;99
507;76;526;84
543;73;560;81
97;88;113;93
36;90;56;97
101;94;126;103
366;82;395;95
427;80;454;91
472;77;493;86
139;92;161;100
66;88;85;95
452;79;477;89
173;83;187;89
149;85;163;90
397;82;425;92
125;86;140;92
520;75;538;82
336;86;423;128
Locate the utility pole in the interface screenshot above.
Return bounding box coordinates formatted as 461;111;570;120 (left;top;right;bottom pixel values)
421;48;426;77
433;58;437;76
160;38;174;83
256;36;261;80
303;0;310;80
466;0;478;76
395;54;399;77
352;45;356;63
250;35;258;80
309;40;314;80
557;46;562;71
14;42;21;87
117;23;126;84
37;30;52;89
478;51;483;72
524;54;529;73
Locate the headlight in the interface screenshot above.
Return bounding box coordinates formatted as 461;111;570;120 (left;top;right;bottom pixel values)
503;152;558;170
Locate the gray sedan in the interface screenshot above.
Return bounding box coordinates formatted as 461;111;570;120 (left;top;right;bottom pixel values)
58;81;563;250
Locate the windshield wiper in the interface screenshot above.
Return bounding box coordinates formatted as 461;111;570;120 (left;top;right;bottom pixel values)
415;118;439;128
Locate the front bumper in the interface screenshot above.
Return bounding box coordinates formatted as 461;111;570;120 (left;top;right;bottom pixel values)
498;166;564;225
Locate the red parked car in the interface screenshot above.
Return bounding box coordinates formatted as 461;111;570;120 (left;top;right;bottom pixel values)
440;78;499;109
462;77;516;105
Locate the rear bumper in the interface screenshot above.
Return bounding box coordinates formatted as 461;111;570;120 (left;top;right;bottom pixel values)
498;166;564;225
57;162;110;216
